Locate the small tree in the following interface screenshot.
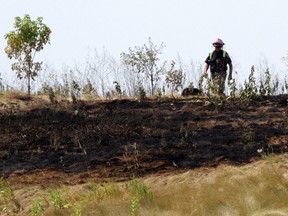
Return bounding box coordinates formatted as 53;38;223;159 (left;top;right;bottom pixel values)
4;14;51;97
121;37;165;96
0;73;4;92
259;68;272;96
165;60;185;96
240;66;258;100
113;81;123;99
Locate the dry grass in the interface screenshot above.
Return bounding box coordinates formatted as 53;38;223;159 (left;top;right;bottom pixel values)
0;91;52;113
144;155;288;216
2;154;288;215
1;91;31;101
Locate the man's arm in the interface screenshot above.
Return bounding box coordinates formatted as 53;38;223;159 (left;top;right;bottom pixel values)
203;63;209;77
228;62;233;80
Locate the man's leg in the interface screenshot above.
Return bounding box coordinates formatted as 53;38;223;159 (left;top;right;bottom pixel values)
211;71;227;95
218;70;227;95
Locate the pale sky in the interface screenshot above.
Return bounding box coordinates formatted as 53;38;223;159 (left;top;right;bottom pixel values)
1;0;288;82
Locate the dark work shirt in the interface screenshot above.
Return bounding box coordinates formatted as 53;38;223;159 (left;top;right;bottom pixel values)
205;50;232;73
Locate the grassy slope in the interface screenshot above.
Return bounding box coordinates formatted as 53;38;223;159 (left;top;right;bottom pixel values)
1;154;288;215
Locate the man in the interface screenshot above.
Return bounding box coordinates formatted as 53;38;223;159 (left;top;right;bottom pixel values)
203;38;233;95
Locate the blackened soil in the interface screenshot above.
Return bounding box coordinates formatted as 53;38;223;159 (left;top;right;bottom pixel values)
0;95;287;186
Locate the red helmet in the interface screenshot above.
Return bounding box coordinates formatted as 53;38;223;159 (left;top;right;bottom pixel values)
212;38;225;47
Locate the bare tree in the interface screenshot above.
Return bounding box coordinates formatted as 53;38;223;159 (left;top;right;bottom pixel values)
86;48;113;97
121;63;140;97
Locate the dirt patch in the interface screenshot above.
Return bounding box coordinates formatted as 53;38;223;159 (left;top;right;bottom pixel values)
0;95;287;186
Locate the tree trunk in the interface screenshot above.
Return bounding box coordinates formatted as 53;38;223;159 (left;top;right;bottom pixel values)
27;70;31;98
150;74;154;96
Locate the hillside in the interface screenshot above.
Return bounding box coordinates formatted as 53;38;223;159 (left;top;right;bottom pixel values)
0;95;287;187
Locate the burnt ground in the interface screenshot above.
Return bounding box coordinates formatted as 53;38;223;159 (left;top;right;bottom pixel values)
0;95;287;187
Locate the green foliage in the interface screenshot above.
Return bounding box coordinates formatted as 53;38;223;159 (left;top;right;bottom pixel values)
84;180;122;202
165;61;185;96
31;196;45;216
202;76;226;107
72;205;82;216
49;190;71;209
259;68;272;96
42;83;57;103
257;149;274;162
71;80;81;96
121;37;165;95
229;78;237;98
0;73;4;92
49;190;62;208
127;180;154;200
264;68;272;96
0;178;16;213
129;196;140;216
82;80;96;96
4;14;51;97
113;81;122;98
71;79;81;103
126;180;154;215
197;75;205;93
240;66;259;101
